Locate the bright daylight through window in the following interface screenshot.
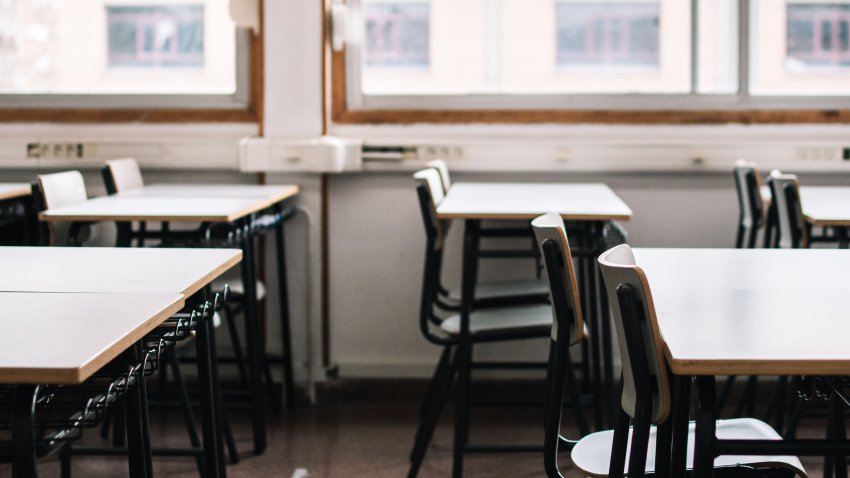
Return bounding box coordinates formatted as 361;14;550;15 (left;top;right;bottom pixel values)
0;0;236;96
350;0;850;103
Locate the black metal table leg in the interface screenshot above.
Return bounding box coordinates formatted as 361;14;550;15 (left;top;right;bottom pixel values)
205;293;228;478
125;345;150;478
195;304;222;477
670;375;692;478
273;203;296;409
694;376;718;478
12;384;39;478
452;220;479;478
241;219;267;454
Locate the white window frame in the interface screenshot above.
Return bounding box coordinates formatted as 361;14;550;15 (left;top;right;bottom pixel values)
0;28;251;110
343;0;850;112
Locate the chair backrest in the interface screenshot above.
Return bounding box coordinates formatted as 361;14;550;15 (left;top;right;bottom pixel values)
413;168;453;342
37;171;88;209
598;244;671;425
414;168;450;250
531;212;583;345
733;160;764;246
36;171;89;246
426;159;451;194
103;158;144;194
767;170;807;249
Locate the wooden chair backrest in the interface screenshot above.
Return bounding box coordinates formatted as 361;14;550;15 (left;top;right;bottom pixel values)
105;158;144;193
414;168;450;250
37;171;87;209
531;212;583;345
598;244;671;424
426;159;451;194
767;170;807;249
37;171;89;246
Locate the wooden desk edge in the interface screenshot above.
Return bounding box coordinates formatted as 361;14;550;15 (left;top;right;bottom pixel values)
181;251;243;297
0;296;185;385
805;215;850;227
0;187;31;202
40;212;237;223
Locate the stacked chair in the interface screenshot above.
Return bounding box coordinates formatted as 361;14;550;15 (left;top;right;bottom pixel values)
408;168;567;477
101;158;292;412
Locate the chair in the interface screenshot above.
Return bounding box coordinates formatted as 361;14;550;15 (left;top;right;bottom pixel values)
104;158;144;192
408;169;556;477
557;244;805;478
35;171;91;246
532;212;593;478
733;160;766;249
421;161;549;307
766;171;808;249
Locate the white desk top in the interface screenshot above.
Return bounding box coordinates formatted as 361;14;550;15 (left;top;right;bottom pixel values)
0;292;183;384
633;248;850;376
436;183;632;221
0;247;241;296
0;183;31;202
119;184;299;207
800;186;850;226
40;195;270;222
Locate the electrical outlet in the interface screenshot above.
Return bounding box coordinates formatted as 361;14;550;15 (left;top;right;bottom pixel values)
416;145;466;161
25;142;85;159
796;147;840;161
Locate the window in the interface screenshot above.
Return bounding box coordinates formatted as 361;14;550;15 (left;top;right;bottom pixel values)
337;0;850;122
0;0;251;112
363;2;429;66
107;5;205;68
555;3;660;67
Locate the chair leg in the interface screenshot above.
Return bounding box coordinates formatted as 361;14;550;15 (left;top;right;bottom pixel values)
451;341;472;478
627;400;652;478
419;347;452;419
655;417;673;478
409;348;456;478
784;396;807;439
60;442;72;478
167;346;205;475
263;357;282;414
562;347;590;436
608;408;631;478
223;304;250;388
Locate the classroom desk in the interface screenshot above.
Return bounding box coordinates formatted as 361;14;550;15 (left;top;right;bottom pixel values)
39;185;299;454
0;183;34;245
800;187;850;249
0;246;241;478
632;248;850;478
0;292;184;478
437;182;632;429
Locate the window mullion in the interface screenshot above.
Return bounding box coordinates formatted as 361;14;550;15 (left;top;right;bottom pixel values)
738;0;751;101
691;0;699;94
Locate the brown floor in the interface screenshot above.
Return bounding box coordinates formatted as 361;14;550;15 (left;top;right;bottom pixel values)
3;380;837;477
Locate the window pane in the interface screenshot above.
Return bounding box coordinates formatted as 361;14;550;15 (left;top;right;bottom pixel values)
751;0;850;95
359;0;692;96
696;0;739;94
0;0;235;95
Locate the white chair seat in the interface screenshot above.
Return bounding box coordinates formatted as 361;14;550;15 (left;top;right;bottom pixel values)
440;304;552;336
571;418;806;478
448;278;549;301
211;278;266;301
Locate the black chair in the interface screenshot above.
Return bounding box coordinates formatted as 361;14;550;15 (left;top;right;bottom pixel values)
408;168;556;478
734;161;766;249
560;244;805;478
531;212;592;478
